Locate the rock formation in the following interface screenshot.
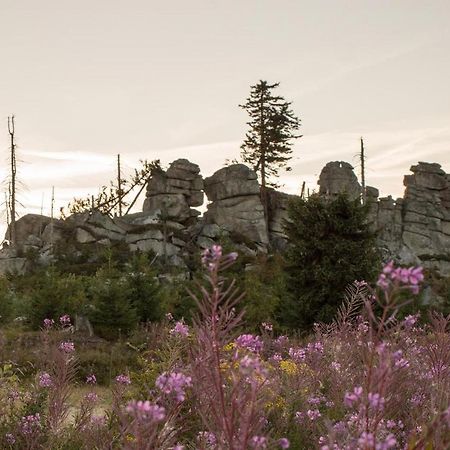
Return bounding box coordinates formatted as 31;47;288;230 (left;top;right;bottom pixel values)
143;159;203;226
317;160;450;276
318;161;361;201
0;158;449;278
203;165;269;246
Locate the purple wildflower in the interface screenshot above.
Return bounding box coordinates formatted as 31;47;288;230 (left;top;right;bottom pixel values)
126;400;166;422
170;321;189;337
156;371;192;402
59;341;75;353
115;374;131;385
38;372;52;388
86;374;97;384
235;334;263;353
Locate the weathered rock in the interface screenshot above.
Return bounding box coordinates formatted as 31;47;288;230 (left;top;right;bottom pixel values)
200;223;222;238
205;196;269;245
143;159;204;223
84;225;124;242
204;164;259;201
41;221;66;244
318;161;361;200
204;165;268;246
7;214;52;248
196;235;215;249
88;211;126;234
134;239;179;257
75;228;97;244
125;229;164;244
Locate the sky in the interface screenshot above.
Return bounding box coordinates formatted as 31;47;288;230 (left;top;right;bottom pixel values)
0;0;449;236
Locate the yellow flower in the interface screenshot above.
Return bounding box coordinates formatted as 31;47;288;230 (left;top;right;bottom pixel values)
223;342;236;352
279;359;298;375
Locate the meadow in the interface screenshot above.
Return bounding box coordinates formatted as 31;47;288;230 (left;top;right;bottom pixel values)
0;246;449;449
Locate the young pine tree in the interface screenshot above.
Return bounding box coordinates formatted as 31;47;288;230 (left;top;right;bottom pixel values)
283;193;380;330
88;267;138;340
240;80;301;222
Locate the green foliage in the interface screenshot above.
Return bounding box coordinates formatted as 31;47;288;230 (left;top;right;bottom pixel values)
240;80;301;189
88;267;138;340
0;278;14;324
23;269;87;329
124;254;165;323
284;193;380;330
240;255;287;331
76;343;139;385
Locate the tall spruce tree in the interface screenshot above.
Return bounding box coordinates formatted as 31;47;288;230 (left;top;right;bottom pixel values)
283;193;380;330
240;80;301;222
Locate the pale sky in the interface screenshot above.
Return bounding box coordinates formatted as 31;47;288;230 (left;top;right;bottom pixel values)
1;0;449;236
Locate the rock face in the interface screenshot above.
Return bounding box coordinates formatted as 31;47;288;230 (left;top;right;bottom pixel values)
267;189;294;250
319;161;450;277
143;159;203;225
204;165;269;246
318;161;361;200
1;158;449;278
400;162;450;274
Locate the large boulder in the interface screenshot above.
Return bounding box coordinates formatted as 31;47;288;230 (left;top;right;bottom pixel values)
143;159;204;224
318;161;361;201
204;165;268;246
204;164;260;201
400;162;450;270
6;214;52;248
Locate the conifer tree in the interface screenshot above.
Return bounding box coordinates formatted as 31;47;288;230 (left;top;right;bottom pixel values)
240;80;301;221
283;193;380;330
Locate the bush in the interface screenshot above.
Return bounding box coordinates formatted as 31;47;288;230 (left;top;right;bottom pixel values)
284;193;380;330
24;269;87;330
0;278;14;325
123;254;165;323
88;267;138;340
76;343;139;385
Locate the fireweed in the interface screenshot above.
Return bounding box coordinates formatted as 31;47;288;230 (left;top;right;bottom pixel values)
1;258;450;449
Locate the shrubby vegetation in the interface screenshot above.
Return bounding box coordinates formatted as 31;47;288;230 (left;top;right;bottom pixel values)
284;193;380;330
1;191;450;448
0;246;449;449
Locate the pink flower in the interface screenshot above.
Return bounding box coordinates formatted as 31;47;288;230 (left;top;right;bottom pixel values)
170;321;189;337
156;372;192;402
307;409;321;421
235;334;264;353
115;374;131;385
344;386;363;407
43;318;55;329
59;341;75;353
198;431;216;446
368;392;385;411
250;436;267;448
85;392;98;403
86;374;97;384
201;245;223;270
358;432;375;447
20;413;41;435
38;372;52;388
289;347;306;362
59;314;71;325
279;438;290;448
126;400;166;422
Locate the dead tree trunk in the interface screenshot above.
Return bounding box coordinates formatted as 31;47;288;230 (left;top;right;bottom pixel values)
7;116;17;244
